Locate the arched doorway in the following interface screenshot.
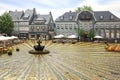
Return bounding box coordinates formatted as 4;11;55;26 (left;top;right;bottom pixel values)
77;11;95;41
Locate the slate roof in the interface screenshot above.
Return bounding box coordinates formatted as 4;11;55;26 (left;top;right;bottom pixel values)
55;11;120;22
55;12;77;22
9;9;34;22
9;11;24;21
21;9;34;21
93;11;120;22
32;14;51;25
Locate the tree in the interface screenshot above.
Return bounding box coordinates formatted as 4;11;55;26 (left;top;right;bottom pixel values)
79;28;84;39
75;5;93;12
88;29;94;41
0;12;14;36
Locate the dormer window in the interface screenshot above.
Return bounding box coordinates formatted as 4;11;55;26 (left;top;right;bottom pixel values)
81;16;85;19
110;15;114;19
69;16;73;20
100;16;104;19
23;14;30;19
60;16;64;20
86;15;90;20
37;26;39;30
31;26;34;30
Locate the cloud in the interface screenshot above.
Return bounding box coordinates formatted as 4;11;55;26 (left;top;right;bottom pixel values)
0;0;120;19
30;0;79;8
36;8;75;20
75;0;120;18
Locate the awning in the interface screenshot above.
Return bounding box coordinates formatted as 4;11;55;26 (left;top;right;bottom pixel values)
94;35;103;39
54;34;65;38
67;35;77;38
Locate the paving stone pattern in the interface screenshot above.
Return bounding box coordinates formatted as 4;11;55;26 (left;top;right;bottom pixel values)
0;41;120;80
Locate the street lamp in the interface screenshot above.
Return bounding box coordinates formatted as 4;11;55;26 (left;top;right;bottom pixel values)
17;17;20;38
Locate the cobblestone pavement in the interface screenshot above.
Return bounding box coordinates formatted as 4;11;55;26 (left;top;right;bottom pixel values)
0;41;120;80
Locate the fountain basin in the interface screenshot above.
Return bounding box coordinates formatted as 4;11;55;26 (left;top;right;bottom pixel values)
29;49;50;54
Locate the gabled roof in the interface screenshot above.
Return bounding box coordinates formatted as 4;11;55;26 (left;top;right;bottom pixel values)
55;11;77;22
93;11;120;22
21;9;34;21
9;8;35;22
55;11;120;22
9;11;24;21
32;14;51;25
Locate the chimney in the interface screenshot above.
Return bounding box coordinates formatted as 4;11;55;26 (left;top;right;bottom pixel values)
49;11;51;15
69;10;72;13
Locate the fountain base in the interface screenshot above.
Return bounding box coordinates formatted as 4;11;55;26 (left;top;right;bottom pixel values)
29;49;50;54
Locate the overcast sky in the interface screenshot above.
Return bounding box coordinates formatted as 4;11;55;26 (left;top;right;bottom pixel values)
0;0;120;20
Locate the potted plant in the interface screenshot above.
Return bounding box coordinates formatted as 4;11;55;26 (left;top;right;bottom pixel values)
16;46;20;51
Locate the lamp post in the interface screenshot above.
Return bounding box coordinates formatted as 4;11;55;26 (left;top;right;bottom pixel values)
17;17;20;38
76;18;80;42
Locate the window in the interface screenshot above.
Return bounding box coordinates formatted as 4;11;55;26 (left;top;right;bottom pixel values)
84;24;87;27
41;26;45;31
116;24;119;27
69;24;72;29
65;24;68;29
111;30;114;38
60;16;64;20
61;24;64;29
111;24;114;27
24;27;29;31
57;24;59;29
37;26;39;30
100;16;104;19
86;15;90;19
116;30;120;38
81;16;85;19
74;24;77;29
57;26;59;29
31;34;35;38
31;26;34;30
69;16;73;20
100;24;103;27
106;24;108;27
95;24;97;27
105;29;109;38
110;15;114;19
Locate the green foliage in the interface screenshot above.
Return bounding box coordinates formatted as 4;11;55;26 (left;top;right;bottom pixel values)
0;12;14;36
88;29;94;40
75;5;93;12
79;28;84;37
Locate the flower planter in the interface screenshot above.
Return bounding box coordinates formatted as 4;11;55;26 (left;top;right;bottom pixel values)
8;52;12;55
16;48;19;51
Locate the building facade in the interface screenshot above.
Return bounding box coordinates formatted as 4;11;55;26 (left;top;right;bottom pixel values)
9;8;54;40
55;11;120;42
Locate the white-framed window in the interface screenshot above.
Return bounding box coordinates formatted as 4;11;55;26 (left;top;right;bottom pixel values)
70;16;73;20
116;30;120;38
61;24;64;29
57;24;59;29
116;24;119;28
69;24;72;29
60;16;64;20
111;30;114;38
74;24;77;29
110;15;114;19
65;24;68;29
100;16;104;19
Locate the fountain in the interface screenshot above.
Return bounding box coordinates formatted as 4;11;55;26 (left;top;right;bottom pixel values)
29;39;49;54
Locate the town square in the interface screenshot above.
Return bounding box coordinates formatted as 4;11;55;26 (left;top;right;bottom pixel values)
0;40;120;80
0;0;120;80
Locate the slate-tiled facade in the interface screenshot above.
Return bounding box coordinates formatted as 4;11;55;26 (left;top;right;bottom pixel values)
55;11;120;42
9;8;54;40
